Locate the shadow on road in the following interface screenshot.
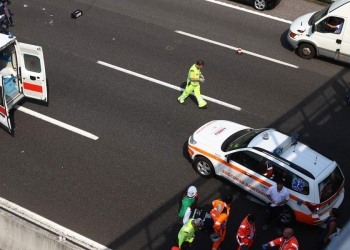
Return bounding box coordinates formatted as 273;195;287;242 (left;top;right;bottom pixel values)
107;67;350;250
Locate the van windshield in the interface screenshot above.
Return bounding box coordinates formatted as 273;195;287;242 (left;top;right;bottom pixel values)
318;166;344;203
309;6;330;25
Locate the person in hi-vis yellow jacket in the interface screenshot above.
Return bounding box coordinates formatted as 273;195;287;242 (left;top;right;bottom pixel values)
178;60;207;109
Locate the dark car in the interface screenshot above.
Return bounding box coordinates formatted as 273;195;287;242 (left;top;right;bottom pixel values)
236;0;281;11
253;0;281;10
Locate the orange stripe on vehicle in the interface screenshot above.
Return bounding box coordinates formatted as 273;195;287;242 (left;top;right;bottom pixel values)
294;210;320;225
188;145;319;204
23;82;43;93
189;145;272;187
188;145;334;225
188;148;194;158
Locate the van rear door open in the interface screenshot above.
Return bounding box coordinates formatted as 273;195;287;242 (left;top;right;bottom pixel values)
0;76;11;132
17;43;47;102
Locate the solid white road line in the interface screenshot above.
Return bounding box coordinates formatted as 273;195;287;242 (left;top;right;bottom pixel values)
175;31;299;69
205;0;292;24
97;61;242;111
14;105;99;140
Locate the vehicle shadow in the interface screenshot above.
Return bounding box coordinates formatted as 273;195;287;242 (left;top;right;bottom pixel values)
280;29;294;52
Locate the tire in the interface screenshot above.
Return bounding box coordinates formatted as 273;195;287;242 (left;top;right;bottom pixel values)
279;205;296;225
297;43;315;59
254;0;267;11
193;156;215;178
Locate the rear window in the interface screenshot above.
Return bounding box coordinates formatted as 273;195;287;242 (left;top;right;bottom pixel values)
319;166;344;203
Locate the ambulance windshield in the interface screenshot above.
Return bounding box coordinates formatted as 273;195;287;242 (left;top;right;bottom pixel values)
222;128;268;152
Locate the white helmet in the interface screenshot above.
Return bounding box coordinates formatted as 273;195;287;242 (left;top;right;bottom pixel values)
187;186;197;198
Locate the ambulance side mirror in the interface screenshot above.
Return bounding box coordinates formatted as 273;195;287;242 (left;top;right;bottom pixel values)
226;154;231;162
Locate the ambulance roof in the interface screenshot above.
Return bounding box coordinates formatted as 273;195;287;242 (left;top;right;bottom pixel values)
248;129;334;178
0;33;16;50
329;0;350;13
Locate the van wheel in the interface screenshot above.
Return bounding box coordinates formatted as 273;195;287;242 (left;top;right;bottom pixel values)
298;43;315;59
280;205;296;224
193;156;215;178
253;0;267;10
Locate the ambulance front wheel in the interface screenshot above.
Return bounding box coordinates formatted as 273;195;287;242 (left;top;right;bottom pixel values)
298;43;315;59
280;205;296;225
193;156;215;178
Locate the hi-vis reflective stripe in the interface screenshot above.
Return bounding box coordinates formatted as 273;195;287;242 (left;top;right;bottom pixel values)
23;82;43;93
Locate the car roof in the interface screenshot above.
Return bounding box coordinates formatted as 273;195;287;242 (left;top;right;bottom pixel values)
248;129;334;178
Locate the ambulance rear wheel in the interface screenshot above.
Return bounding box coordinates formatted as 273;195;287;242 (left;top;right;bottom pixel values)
193;156;214;178
298;43;315;59
280;205;296;225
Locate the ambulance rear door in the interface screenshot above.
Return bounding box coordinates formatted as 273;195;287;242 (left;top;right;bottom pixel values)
0;76;11;132
17;42;47;101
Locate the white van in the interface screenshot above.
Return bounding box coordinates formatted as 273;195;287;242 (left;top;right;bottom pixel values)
287;0;350;62
0;33;47;133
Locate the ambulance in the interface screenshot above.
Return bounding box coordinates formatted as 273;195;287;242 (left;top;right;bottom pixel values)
188;120;345;225
287;0;350;63
0;33;47;133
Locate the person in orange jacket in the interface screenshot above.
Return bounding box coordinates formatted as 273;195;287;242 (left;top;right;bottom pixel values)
210;194;233;250
262;228;299;250
236;214;256;250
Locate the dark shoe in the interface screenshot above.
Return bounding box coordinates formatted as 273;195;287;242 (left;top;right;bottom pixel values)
177;99;185;105
198;105;207;109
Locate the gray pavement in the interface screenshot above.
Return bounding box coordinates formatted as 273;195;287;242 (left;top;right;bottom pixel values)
0;0;349;249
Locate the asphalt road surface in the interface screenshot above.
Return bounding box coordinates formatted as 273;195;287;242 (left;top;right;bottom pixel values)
1;0;349;249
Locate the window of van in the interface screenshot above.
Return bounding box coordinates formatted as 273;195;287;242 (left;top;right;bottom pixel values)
317;17;344;34
23;55;41;73
270;163;310;195
319;166;344;203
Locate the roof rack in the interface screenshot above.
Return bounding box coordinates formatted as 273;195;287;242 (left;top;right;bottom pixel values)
273;133;299;156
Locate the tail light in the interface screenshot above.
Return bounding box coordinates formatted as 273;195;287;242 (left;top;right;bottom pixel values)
289;31;297;38
306;202;320;214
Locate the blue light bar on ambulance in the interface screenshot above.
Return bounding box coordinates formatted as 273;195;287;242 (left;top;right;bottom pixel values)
273;133;299;156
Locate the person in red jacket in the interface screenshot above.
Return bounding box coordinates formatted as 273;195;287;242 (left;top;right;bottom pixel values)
262;228;299;250
210;194;233;250
171;241;191;250
236;214;256;250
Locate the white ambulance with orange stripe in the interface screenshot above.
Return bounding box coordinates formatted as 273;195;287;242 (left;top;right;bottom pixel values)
0;33;47;133
188;120;345;225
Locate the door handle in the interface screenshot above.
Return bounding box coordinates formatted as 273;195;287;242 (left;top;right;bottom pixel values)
30;76;36;80
336;39;342;44
245;172;251;177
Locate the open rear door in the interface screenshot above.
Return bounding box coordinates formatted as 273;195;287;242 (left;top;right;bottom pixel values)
0;76;11;132
17;42;47;101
